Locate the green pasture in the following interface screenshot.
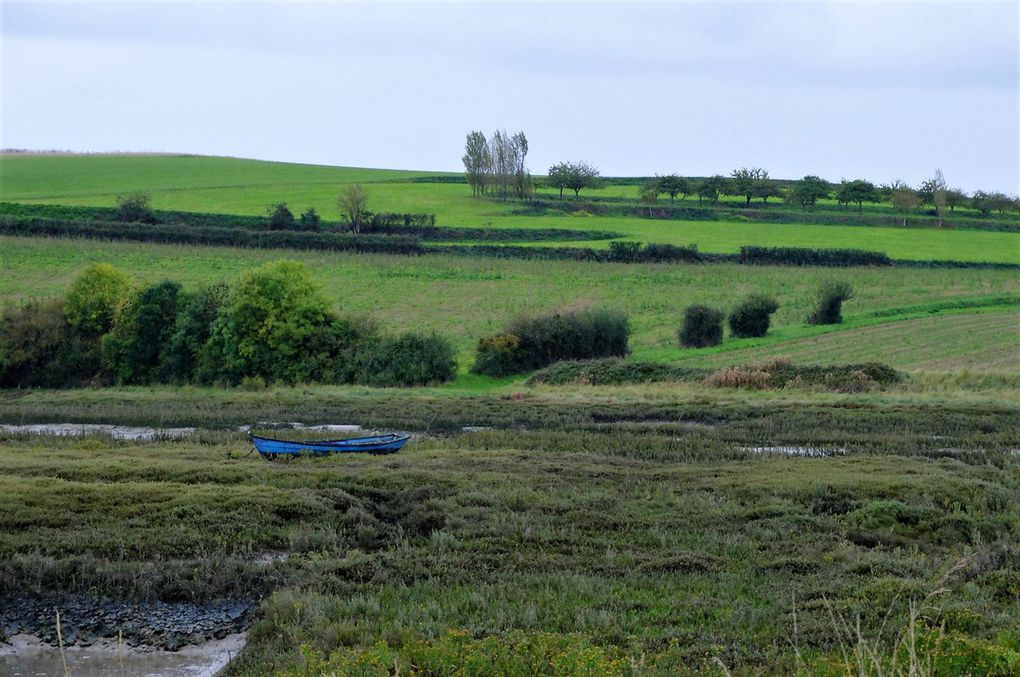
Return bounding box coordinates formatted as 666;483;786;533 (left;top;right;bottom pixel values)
2;235;1018;373
2;154;1018;262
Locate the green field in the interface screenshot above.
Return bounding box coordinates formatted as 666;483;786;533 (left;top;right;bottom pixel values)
2;235;1018;373
3;154;1019;263
3;153;1020;675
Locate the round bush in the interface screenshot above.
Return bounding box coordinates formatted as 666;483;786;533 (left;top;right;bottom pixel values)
808;280;854;325
728;294;780;338
679;305;724;348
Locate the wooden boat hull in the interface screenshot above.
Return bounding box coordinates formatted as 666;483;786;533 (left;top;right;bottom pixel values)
251;433;409;458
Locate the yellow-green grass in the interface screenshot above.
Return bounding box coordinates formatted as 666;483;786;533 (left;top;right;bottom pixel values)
652;310;1020;372
2;235;1018;373
3;154;1018;263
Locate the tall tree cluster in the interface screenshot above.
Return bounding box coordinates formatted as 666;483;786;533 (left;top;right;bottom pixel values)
462;130;532;199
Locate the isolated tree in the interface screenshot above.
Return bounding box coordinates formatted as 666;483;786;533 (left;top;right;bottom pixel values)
547;162;570;199
788;175;830;209
696;175;726;203
551;161;601;198
267;202;296;230
338;184;369;233
656;174;688;203
728;167;767;206
462;130;492;196
834;179;879;212
890;188;921;227
116;192;156;223
918;169;948;226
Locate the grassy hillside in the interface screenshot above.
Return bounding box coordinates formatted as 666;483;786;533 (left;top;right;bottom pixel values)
2;235;1017;372
2;154;1019;263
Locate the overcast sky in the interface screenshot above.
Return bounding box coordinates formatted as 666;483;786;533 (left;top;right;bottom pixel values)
2;0;1017;191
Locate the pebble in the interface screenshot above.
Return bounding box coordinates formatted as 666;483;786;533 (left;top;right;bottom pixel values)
0;594;253;651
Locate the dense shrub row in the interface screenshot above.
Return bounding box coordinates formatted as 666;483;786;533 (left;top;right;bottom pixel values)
521;195;1020;232
528;357;900;391
472;308;630;377
367;223;622;242
441;242;703;264
0;201;267;229
0;203;621;243
528;358;706;385
4;204;1012;270
0;216;425;254
0;261;457;388
704;359;901;392
739;246;892;267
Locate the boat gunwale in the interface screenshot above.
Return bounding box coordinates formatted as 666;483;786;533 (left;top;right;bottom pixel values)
249;432;406;447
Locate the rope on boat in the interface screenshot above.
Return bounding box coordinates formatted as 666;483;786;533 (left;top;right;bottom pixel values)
226;445;256;460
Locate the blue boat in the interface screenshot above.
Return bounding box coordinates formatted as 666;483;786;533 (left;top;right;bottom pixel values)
251;432;409;459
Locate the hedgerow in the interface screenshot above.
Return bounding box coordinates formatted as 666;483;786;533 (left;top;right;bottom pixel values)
739;246;892;267
527;357;901;391
0;216;424;254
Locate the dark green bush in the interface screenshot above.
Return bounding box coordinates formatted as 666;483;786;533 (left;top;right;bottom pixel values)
0;299;101;388
0;215;425;255
267;202;296;230
102;280;182;384
808;280;855;324
115;192;155;223
474;308;629;376
739;246;891;267
299;207;321;230
679;305;724;348
355;332;457;386
201;261;338;384
728;294;780;338
470;334;524;377
607;241;700;263
164;283;230;383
